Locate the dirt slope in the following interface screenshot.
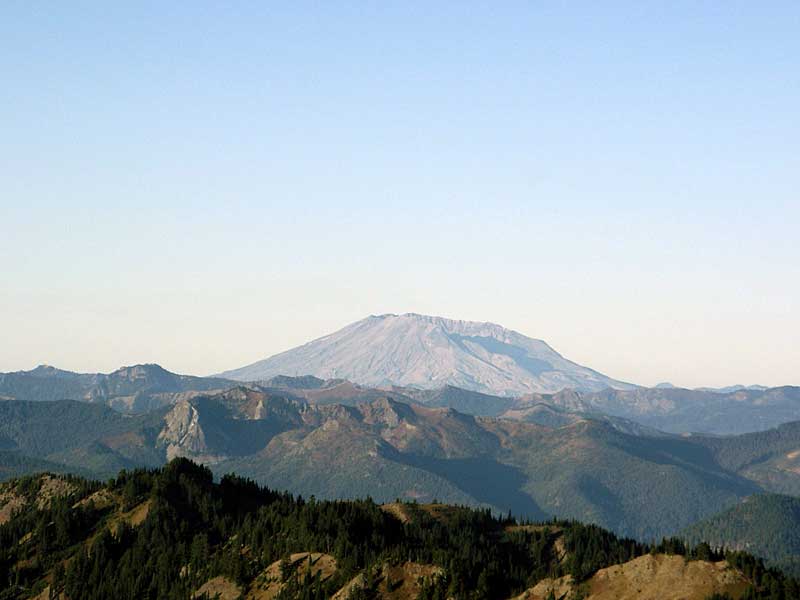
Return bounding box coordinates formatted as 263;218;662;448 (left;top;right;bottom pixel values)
332;562;443;600
513;554;750;600
247;552;338;599
193;575;242;600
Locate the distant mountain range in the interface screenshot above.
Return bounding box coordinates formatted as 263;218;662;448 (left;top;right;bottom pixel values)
2;361;800;436
511;386;800;435
4;386;800;541
218;313;636;395
657;382;769;393
2;358;800;562
0;363;234;412
2;312;799;575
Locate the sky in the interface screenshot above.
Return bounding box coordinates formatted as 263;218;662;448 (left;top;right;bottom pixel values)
1;2;798;388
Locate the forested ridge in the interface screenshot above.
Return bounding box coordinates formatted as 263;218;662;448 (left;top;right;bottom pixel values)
682;494;800;578
1;459;798;600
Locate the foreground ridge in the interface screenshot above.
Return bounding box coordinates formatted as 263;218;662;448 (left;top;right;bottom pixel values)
0;460;798;599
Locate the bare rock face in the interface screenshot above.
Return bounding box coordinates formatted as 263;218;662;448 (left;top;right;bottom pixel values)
220;313;633;396
158;400;209;461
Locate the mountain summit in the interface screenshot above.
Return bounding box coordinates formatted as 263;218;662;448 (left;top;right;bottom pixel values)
219;313;633;395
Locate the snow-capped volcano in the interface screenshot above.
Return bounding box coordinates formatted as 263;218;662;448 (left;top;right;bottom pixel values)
220;313;633;395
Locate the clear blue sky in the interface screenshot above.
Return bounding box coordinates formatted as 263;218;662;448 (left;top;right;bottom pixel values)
2;2;798;387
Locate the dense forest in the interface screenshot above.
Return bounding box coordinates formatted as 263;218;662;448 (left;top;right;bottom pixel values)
682;494;800;577
1;459;799;599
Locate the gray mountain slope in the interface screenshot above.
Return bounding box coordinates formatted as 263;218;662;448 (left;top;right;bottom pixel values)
219;313;634;395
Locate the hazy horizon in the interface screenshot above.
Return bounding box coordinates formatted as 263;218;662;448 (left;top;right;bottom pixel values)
3;309;795;391
2;4;798;389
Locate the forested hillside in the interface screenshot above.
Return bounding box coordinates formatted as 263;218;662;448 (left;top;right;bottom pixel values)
5;391;800;542
682;494;800;577
1;460;798;600
692;422;800;496
0;400;166;479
